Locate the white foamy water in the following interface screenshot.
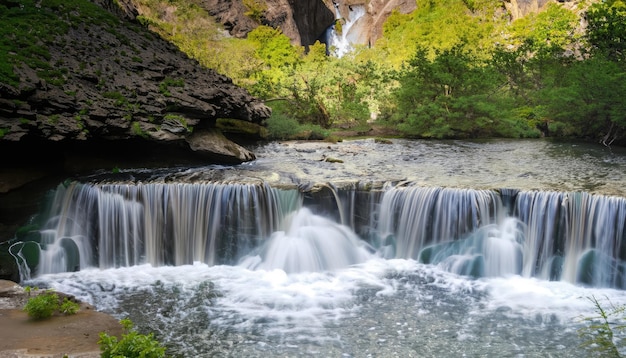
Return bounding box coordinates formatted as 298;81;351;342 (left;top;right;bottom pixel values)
27;258;626;357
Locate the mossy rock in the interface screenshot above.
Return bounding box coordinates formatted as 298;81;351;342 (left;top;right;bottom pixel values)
216;118;269;139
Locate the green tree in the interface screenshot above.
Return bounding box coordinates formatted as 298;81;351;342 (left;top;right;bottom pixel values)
376;0;505;68
247;26;303;98
539;57;626;144
391;43;515;138
524;0;626;144
585;0;626;62
506;3;579;51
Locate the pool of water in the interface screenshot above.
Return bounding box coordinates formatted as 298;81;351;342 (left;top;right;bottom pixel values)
28;259;626;357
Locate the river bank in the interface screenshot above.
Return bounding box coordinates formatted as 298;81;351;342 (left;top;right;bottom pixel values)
0;280;122;358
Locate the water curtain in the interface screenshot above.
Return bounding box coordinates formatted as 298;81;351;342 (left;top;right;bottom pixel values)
13;180;626;288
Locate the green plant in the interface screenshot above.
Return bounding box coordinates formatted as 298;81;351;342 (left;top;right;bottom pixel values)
578;295;626;357
23;290;59;319
163;113;190;131
99;318;167;358
59;298;80;315
48;114;60;124
131;121;148;138
23;288;81;319
102;91;127;107
243;0;267;22
159;77;184;97
265;111;302;140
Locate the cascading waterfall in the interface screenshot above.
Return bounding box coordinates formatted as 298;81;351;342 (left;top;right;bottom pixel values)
375;184;503;260
327;3;367;57
13;139;626;357
513;190;626;288
15;181;301;276
514;190;566;280
15;180;626;289
239;207;374;273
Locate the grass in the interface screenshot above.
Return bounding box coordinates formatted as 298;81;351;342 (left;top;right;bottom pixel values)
579;295;626;357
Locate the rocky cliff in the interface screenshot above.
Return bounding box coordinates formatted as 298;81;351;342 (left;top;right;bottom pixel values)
198;0;336;47
504;0;552;20
198;0;416;48
202;0;576;49
201;0;417;46
0;0;271;176
334;0;417;46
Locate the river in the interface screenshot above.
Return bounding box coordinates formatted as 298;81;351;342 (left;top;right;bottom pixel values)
18;138;626;357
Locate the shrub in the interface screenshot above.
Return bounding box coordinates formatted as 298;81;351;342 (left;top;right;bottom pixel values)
23;290;59;319
23;288;81;319
266;112;302;140
102;91;127;107
59;298;80;315
243;0;267;22
159;77;185;97
99;318;167;358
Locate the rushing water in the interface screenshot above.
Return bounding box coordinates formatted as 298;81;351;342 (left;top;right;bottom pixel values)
13;138;626;357
327;3;367;57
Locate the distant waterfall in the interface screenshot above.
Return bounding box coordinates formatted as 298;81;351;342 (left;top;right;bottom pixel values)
327;3;367;57
13;180;626;289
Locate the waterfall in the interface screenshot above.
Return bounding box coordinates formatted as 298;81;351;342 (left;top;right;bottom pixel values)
513;191;626;287
327;3;367;57
239;207;374;273
14;180;626;289
375;184;503;260
24;181;301;276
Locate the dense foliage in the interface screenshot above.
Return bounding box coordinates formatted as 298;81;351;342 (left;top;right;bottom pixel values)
123;0;626;143
1;0;625;142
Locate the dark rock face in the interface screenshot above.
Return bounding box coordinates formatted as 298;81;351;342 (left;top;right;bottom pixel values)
286;0;336;46
0;0;271;170
200;0;335;46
